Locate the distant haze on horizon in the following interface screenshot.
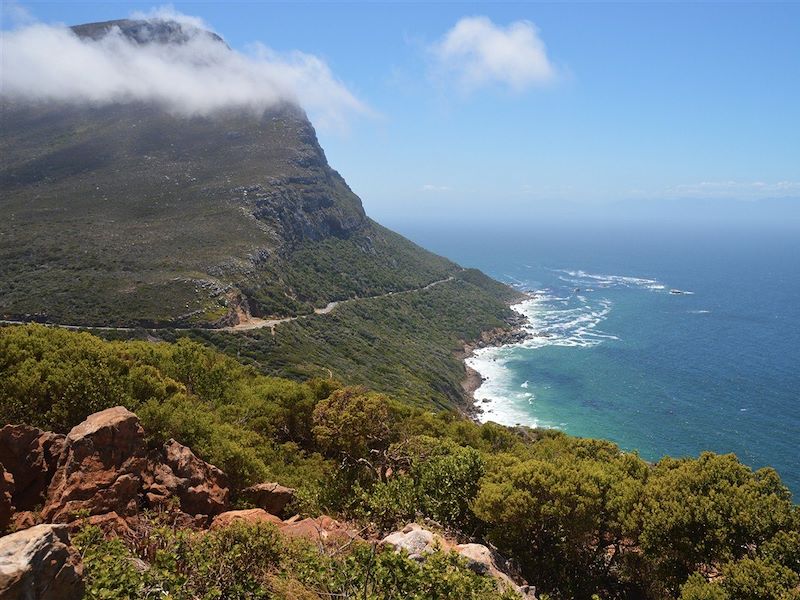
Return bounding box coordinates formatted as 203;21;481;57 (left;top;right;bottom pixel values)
1;1;798;228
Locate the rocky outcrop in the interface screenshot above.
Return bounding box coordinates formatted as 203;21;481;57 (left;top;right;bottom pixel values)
0;524;84;600
11;511;37;532
158;439;229;516
211;508;281;529
456;542;537;597
240;482;295;517
68;511;135;540
1;463;14;531
42;407;147;523
1;408;231;531
0;425;64;511
381;523;537;598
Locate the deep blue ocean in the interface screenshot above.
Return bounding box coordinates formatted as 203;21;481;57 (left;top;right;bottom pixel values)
395;222;800;496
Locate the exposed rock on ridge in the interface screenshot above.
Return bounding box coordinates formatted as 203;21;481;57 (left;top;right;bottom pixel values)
1;407;230;527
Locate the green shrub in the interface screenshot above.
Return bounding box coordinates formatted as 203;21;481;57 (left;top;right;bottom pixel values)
635;453;795;593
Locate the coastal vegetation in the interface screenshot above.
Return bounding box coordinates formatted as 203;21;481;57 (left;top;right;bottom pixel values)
189;268;522;409
2;324;797;599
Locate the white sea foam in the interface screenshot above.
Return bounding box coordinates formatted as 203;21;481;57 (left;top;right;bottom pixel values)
470;283;620;425
554;268;667;292
467;347;539;427
470;267;687;426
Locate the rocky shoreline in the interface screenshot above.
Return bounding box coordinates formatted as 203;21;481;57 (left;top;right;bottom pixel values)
458;296;536;419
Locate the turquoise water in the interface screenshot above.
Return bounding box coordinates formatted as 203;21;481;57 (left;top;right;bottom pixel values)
395;223;800;496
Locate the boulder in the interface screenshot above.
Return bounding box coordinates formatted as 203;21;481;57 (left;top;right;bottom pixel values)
240;482;295;517
1;464;14;531
380;523;443;560
42;407;147;522
279;516;357;545
0;425;65;510
210;508;282;529
154;439;229;516
454;543;536;598
0;523;84;600
381;524;537;598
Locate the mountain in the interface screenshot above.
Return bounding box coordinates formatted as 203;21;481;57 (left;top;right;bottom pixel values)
0;19;469;328
69;18;227;46
0;18;522;408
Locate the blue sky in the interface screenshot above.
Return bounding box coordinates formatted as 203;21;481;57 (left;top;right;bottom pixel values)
3;1;799;226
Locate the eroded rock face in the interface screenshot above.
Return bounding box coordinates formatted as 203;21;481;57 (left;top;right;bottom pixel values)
1;463;14;531
158;439;229;516
42;407;147;522
2;408;231;528
240;482;295;517
0;425;65;511
0;523;84;600
67;511;135;540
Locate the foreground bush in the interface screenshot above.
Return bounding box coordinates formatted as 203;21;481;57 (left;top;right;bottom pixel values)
74;519;516;600
3;325;798;599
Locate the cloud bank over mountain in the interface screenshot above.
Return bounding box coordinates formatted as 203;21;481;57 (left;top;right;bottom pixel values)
0;10;369;130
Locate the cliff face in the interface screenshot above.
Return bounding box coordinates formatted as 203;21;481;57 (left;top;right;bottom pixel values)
0;20;451;327
0;100;367;243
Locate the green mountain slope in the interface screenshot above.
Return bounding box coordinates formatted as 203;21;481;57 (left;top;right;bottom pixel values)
0;18;522;410
0;98;459;327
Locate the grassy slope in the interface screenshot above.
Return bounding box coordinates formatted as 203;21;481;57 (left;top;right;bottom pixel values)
0;102;457;326
1;99;521;408
190;269;523;410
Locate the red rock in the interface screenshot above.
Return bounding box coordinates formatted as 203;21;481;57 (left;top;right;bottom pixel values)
0;464;14;532
68;511;136;540
240;482;295;517
42;407;147;523
210;508;282;529
0;425;64;510
279;516;357;545
158;439;229;516
11;511;38;532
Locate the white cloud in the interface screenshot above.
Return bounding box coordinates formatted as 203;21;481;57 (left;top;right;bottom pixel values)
431;16;557;92
421;184;452;192
667;180;800;199
0;8;371;131
129;4;210;31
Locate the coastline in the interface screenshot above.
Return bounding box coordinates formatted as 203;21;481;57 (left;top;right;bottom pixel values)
459;295;534;421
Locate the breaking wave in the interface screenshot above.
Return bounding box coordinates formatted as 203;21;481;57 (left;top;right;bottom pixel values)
469;267;678;427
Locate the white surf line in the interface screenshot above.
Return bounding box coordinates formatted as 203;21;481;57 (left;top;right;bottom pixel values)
0;273;460;335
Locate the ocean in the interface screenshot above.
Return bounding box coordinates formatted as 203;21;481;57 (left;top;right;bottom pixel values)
394;222;800;496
